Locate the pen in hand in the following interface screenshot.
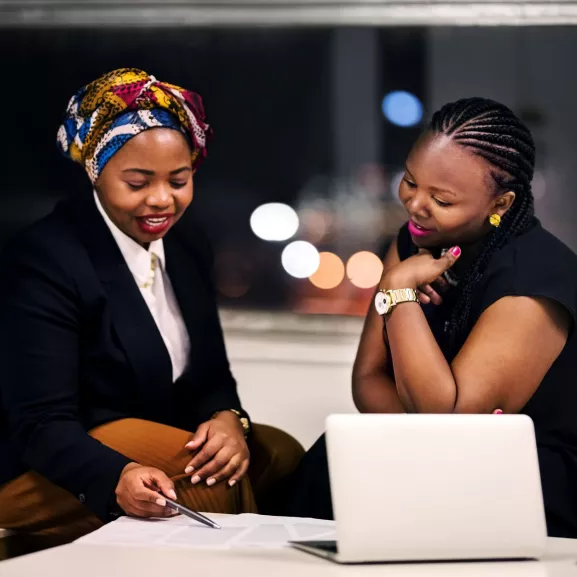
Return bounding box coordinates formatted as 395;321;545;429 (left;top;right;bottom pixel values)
162;495;222;530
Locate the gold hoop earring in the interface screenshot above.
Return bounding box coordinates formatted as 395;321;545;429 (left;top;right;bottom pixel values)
489;214;501;228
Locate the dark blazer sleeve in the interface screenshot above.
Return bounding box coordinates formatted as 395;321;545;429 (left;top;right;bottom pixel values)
0;236;131;521
170;222;245;425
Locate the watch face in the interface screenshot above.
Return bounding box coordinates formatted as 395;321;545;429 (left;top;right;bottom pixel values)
374;291;389;315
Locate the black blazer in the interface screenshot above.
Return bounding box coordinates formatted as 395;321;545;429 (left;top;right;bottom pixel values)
0;192;244;521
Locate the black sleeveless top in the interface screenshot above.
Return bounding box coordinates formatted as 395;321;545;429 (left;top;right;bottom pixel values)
397;219;577;538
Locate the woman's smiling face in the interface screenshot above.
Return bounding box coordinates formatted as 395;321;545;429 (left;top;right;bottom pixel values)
95;128;194;246
398;131;515;249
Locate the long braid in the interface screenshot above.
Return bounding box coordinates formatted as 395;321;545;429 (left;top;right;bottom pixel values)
427;98;536;353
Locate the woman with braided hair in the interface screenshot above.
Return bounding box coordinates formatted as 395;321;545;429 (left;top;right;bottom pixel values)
282;97;577;538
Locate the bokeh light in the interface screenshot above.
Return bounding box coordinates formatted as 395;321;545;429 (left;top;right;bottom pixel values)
382;91;423;127
250;203;299;241
298;208;332;245
309;252;345;289
346;251;383;289
281;241;320;279
215;250;252;298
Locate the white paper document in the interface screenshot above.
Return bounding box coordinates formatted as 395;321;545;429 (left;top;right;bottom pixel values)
76;513;336;550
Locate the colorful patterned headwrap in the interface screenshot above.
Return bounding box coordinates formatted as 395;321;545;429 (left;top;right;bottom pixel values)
57;68;212;182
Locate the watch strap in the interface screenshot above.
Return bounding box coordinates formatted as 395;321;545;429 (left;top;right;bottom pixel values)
387;288;418;308
211;408;251;437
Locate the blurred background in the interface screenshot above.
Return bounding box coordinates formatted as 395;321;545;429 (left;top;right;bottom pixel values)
2;0;577;447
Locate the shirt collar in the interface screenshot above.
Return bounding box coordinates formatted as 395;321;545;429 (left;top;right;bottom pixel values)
94;191;165;285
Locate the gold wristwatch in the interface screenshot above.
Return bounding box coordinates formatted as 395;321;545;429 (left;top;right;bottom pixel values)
212;409;251;437
374;288;419;316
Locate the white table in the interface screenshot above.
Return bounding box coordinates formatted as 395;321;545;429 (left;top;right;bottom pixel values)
2;536;577;577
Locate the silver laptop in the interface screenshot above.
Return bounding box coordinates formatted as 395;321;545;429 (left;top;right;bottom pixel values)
291;414;547;563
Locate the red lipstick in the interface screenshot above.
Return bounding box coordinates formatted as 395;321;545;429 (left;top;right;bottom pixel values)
136;214;174;235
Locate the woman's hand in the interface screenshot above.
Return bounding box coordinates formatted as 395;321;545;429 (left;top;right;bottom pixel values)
115;462;178;518
382;246;461;293
183;411;250;488
416;276;449;306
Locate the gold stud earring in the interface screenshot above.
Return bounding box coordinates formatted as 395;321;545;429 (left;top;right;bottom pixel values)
489;214;501;228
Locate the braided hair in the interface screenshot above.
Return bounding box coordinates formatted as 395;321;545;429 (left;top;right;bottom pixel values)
425;97;536;353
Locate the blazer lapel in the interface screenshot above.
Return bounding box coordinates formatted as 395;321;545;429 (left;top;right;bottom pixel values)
68;193;173;418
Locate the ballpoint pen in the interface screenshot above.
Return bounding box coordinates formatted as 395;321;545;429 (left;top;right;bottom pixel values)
163;496;222;530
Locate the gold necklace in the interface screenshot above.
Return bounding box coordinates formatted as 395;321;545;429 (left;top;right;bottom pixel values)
139;253;158;289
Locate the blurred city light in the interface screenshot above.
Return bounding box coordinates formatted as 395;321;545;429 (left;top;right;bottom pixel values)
215;251;252;298
346;251;383;289
282;241;320;279
309;252;345;289
382;91;423;127
250;203;299;241
298;207;332;245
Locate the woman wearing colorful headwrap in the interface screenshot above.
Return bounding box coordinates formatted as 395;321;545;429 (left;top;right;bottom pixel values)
0;68;303;544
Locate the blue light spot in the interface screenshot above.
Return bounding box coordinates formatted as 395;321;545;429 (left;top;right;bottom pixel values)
382;91;423;127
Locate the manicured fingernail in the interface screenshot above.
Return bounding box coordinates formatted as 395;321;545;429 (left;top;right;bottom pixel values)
494;409;503;414
191;475;201;485
450;246;461;257
228;480;236;487
184;466;194;474
169;489;177;500
156;498;166;507
206;478;216;487
185;442;194;449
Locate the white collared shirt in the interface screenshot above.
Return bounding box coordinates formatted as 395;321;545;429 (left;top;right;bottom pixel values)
94;192;190;382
